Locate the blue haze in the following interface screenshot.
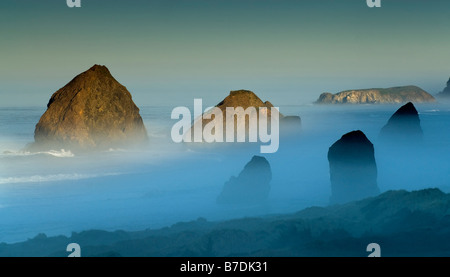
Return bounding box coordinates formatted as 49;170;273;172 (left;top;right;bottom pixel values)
0;103;449;243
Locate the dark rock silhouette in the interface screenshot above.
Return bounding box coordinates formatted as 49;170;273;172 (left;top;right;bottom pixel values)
379;102;423;142
316;85;435;104
32;65;148;151
217;156;272;204
437;77;450;98
4;188;450;257
328;130;379;204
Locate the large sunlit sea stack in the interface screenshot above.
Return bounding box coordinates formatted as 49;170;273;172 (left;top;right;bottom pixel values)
31;65;148;151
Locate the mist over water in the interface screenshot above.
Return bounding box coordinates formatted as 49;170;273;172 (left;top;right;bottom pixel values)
0;103;449;243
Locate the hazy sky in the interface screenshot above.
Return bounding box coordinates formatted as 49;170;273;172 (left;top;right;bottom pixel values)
0;0;449;107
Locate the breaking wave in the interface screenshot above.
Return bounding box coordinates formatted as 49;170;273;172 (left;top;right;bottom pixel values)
0;172;120;185
2;149;74;158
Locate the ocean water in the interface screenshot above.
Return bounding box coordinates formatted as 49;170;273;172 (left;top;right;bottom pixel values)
0;103;450;243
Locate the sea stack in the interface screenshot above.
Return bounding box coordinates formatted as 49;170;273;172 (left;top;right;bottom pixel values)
186;90;300;143
217;155;272;204
379;102;423;142
186;90;282;142
33;65;148;151
328;130;380;204
437;77;450;98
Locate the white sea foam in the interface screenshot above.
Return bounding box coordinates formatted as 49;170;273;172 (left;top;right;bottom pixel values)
44;149;75;157
2;149;74;158
106;148;126;152
0;172;120;185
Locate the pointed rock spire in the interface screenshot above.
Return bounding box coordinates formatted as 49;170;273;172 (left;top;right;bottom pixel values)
33;65;148;151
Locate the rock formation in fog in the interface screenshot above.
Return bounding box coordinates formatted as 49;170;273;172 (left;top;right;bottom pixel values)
186;90;301;142
187;90;281;142
437;77;450;98
213;90;279;135
217;155;272;204
280;115;302;136
328;130;379;204
316;85;435;104
379;102;423;142
33;65;148;151
217;90;275;112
